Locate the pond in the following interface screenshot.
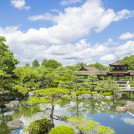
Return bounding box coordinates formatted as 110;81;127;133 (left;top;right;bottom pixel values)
0;98;134;134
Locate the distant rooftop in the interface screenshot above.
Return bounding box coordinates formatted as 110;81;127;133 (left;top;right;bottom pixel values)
109;60;127;66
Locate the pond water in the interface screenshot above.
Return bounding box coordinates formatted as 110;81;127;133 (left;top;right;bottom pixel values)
0;98;134;134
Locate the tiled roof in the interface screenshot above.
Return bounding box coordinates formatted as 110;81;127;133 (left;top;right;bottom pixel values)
109;60;127;66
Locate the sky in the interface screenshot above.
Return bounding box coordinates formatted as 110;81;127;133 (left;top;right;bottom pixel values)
0;0;134;66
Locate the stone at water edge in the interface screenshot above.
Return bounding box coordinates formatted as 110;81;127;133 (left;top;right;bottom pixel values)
127;103;134;110
7;119;23;129
5;100;19;109
116;106;127;112
105;96;113;100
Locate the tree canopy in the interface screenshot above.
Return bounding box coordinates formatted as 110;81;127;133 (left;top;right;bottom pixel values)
32;59;40;68
0;36;19;90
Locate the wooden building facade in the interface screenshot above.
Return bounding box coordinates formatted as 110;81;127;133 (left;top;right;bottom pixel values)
79;61;134;80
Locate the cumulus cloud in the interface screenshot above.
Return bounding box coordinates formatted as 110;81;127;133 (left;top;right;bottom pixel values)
10;0;30;10
122;117;134;126
60;0;82;6
1;0;134;65
119;32;134;40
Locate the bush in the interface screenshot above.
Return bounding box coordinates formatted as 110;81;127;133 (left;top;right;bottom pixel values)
78;88;85;91
76;91;82;96
87;90;92;95
27;119;51;134
103;92;112;96
48;126;75;134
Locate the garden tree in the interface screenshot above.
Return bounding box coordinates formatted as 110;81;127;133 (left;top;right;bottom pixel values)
69;116;115;134
41;59;62;69
120;55;134;70
89;62;108;71
36;66;54;88
25;63;30;67
0;36;19;91
66;62;87;71
32;59;40;68
14;66;41;89
58;73;98;92
51;66;73;87
95;78;119;94
29;88;69;129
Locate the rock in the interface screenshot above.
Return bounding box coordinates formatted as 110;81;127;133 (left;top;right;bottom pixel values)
7;119;23;129
82;94;92;99
20;129;30;134
127;103;134;110
78;95;83;99
92;95;97;100
97;94;104;99
5;100;19;110
105;96;113;100
116;106;127;112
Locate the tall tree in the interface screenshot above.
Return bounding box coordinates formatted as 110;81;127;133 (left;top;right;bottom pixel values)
0;36;19;90
32;59;40;68
120;55;134;70
41;59;62;69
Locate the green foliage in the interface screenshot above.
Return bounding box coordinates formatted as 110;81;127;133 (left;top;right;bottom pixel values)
29;88;69;106
87;90;92;95
27;119;51;134
41;59;62;69
67;62;87;71
76;91;82;96
103;92;112;96
32;59;40;68
0;36;19;90
48;126;75;134
89;62;108;71
120;55;134;70
130;81;134;87
9;85;29;98
69;116;115;134
14;66;41;89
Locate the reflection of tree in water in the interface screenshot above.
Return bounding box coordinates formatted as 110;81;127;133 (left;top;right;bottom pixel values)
12;102;36;119
67;99;87;117
0;113;12;134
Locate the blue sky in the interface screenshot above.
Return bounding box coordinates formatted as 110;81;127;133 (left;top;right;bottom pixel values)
0;0;134;66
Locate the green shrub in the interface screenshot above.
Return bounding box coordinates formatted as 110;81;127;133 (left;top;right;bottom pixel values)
130;81;134;87
78;88;86;91
103;92;112;96
87;90;92;95
48;126;75;134
76;91;82;96
27;119;51;134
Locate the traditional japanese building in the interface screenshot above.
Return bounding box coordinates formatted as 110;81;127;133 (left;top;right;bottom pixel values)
79;61;134;80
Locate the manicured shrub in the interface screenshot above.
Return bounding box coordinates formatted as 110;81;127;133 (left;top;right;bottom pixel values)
87;90;92;95
48;126;75;134
103;92;112;96
76;91;82;96
78;88;85;91
27;119;51;134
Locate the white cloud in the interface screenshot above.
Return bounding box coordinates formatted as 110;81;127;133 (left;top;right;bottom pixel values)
100;54;116;63
1;0;134;65
119;32;134;40
115;40;134;57
122;117;134;126
10;0;30;10
60;0;82;6
29;13;55;21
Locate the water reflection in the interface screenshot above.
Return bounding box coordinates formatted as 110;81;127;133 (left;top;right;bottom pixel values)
0;98;134;134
